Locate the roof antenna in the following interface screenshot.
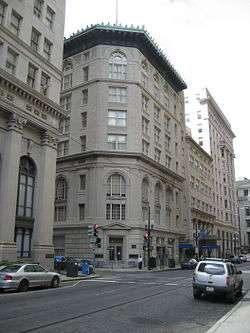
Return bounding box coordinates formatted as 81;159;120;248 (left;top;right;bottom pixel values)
116;0;118;25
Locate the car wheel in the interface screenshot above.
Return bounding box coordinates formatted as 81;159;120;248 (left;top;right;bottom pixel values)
193;289;202;299
18;279;29;292
51;276;60;288
226;291;236;303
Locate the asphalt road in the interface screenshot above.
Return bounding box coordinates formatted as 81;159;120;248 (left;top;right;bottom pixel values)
1;263;250;333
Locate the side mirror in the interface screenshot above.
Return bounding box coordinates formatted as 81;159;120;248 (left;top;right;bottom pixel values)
237;270;242;274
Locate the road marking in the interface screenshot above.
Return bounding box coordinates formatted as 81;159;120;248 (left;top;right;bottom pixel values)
164;283;178;286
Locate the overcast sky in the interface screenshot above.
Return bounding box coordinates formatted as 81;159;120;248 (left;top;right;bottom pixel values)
65;0;250;179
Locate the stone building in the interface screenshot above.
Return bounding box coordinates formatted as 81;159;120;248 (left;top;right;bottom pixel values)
185;88;239;257
236;178;250;253
54;24;187;268
0;0;65;268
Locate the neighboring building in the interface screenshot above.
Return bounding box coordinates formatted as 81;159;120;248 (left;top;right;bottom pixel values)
184;133;216;258
236;178;250;252
185;88;239;257
54;24;187;268
0;0;66;268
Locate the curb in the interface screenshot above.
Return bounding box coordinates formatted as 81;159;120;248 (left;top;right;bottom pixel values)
61;274;100;283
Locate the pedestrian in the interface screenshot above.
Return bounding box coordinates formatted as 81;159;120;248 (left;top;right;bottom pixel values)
138;255;143;270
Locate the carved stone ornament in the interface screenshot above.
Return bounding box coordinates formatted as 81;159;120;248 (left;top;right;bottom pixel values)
41;131;58;149
7;113;27;132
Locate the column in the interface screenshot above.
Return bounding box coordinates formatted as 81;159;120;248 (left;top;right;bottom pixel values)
32;131;58;269
0;114;27;261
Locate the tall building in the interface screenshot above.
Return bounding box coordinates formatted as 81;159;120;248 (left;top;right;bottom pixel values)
0;0;65;267
236;178;250;252
55;24;187;268
185;88;239;257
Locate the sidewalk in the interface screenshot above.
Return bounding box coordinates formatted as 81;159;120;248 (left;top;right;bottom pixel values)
207;291;250;333
60;273;100;282
95;265;181;273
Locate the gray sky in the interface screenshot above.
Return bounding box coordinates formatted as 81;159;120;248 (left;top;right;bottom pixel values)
65;0;250;179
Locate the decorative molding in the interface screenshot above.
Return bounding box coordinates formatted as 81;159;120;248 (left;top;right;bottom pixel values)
41;131;58;149
7;113;27;132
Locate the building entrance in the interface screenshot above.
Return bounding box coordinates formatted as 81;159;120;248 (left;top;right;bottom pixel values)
109;237;123;261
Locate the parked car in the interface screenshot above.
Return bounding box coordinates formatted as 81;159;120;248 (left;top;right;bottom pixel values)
0;263;60;292
181;259;197;270
239;255;247;263
193;259;243;302
228;256;242;264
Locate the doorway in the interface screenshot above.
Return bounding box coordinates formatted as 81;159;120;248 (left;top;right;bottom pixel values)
109;237;123;261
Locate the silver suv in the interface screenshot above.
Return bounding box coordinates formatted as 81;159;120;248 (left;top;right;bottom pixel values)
193;259;243;302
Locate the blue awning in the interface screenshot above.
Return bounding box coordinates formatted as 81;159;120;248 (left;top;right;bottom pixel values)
178;243;193;249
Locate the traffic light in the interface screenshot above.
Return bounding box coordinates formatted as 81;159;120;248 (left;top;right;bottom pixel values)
144;230;149;240
88;225;93;237
93;224;100;237
96;237;101;248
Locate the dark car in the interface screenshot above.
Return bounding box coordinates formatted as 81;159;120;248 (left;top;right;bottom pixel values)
228;256;242;264
181;260;197;270
239;255;247;263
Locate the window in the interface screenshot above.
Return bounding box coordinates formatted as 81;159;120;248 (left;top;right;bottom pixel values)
198;128;203;133
82;89;88;105
34;0;43;18
6;48;18;75
46;6;54;29
27;63;37;88
108;110;126;127
80;175;86;190
59;117;70;134
40;72;50;96
154;126;161;144
244;189;248;196
246;220;250;228
83;66;89;81
109;87;127;103
176;161;179;172
81;112;87;128
109;52;127;80
16;157;36;218
54;177;67;222
0;1;7;25
154;85;160;99
107;134;127;150
154;148;161;162
245;207;250;216
174;142;178;154
43;38;52;60
62;74;72;90
84;52;90;62
79;204;85;220
80;136;86;152
10;10;22;36
142;117;149;135
142;140;149;155
154;105;160;121
106;204;125;220
142;178;149;202
199;141;203;146
164;115;171;131
141;72;148;88
30;28;40;52
107;174;126;197
142;94;149;112
57;141;69;157
60;95;71;111
165;155;171;168
165;135;170;150
15;229;32;258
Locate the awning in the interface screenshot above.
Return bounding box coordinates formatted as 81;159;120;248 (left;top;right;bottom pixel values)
177;243;193;249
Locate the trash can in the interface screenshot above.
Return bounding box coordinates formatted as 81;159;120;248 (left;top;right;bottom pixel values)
66;260;78;277
81;260;90;275
168;259;175;268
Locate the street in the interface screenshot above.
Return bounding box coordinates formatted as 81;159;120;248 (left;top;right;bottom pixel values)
1;263;250;333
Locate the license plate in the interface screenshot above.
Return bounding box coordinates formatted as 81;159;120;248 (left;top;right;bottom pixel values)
206;286;214;292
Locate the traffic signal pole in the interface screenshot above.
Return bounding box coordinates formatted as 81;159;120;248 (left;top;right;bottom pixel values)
147;206;151;270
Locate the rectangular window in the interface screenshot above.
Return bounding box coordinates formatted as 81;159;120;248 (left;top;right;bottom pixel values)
34;0;43;18
165;134;170;150
142;140;149;155
82;89;88;105
30;28;40;52
154;126;161;144
0;1;7;25
40;72;50;96
80;175;86;190
245;207;250;216
165;155;171;168
81;112;87;128
164;115;171;131
154;148;161;162
244;189;248;196
84;52;90;62
60;95;71;111
141;72;148;88
10;10;22;36
43;38;52;60
59;117;70;133
83;66;89;81
108;110;126;127
142;94;149;112
109;87;127;103
57;141;69;157
142;117;149;135
107;134;127;150
154;105;160;121
79;204;85;221
106;204;125;220
63;74;72;90
46;5;54;29
6;48;18;75
27;63;37;88
80;136;86;152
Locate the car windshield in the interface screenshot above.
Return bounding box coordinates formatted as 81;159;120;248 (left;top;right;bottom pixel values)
0;265;22;273
198;263;225;275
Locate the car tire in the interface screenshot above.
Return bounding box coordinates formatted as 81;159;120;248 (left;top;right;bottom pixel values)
193;289;202;299
226;291;236;303
18;279;29;292
51;276;60;288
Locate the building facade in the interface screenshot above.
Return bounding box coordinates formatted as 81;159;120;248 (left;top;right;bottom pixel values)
185;88;239;257
54;24;188;268
236;178;250;252
0;0;65;268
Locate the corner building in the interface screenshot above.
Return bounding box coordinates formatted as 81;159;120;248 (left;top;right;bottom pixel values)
55;24;187;268
0;0;65;268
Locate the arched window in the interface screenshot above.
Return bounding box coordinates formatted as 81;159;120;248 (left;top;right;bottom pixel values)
166;186;173;206
154;182;162;204
154;182;162;224
54;177;67;222
106;174;126;221
16;156;36;218
109;52;127;80
142;178;149;202
107;174;126;197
